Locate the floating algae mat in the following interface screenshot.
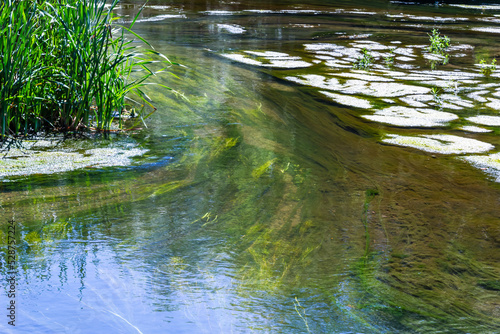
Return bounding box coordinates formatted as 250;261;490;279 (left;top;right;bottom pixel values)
2;1;500;333
0;138;146;179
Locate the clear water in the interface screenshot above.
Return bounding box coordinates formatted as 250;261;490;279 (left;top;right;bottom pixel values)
1;1;500;333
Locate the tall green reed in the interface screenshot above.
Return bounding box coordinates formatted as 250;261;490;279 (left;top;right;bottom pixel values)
0;0;41;138
0;0;173;140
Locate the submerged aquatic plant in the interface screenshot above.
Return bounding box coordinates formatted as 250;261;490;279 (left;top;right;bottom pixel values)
0;0;174;141
384;48;396;67
479;58;497;76
428;29;450;55
431;87;442;106
293;297;312;333
353;48;374;70
427;29;450;70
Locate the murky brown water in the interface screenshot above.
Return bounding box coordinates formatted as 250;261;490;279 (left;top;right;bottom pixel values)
1;1;499;333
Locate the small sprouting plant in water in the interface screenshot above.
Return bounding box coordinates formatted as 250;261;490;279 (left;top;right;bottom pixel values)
479;58;497;76
430;60;437;70
431;87;442;106
428;28;450;55
442;54;449;65
384;48;396;67
353;48;374;70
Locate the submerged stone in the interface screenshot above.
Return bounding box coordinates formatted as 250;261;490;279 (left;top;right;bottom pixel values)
243;9;275;13
393;47;415;57
399;95;431;108
423;53;447;61
350;41;390;51
378;69;408;77
461;153;500;182
304;43;361;59
394;63;419;70
343;10;377;15
203;10;237;15
467;90;489;102
335;72;394;82
415;70;480;81
323;60;355;69
321;91;372;109
364;82;430;97
439;102;463;110
245;51;289;57
382;134;494;154
472;27;500;34
221;53;262;66
448;44;474;52
338;33;373;39
441;94;474;108
216;24;246;34
467;115;500;126
396;56;416;62
285;75;342;90
129;14;186;23
264;60;312;68
364;106;457;127
450;4;500;10
486;98;500;110
243;9;327;14
221;52;311;68
146;5;171;10
286;74;429;97
459;126;493;133
405;15;467;22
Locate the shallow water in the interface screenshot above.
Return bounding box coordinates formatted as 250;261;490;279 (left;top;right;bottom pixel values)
1;1;500;333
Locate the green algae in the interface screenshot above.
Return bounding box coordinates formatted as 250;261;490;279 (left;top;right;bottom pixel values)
149;180;189;198
251;158;278;178
24;231;43;246
478;280;500;291
0;140;147;179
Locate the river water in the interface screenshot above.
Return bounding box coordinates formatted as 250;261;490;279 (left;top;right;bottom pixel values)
1;0;499;333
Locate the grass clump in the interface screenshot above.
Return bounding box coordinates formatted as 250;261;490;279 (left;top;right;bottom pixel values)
353;48;374;70
479;58;497;76
428;28;450;55
0;0;174;141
